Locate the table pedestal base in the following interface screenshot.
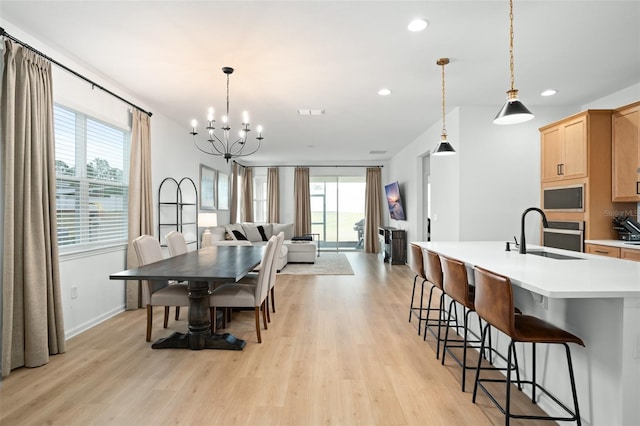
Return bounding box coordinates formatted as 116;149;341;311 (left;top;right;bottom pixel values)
151;331;246;350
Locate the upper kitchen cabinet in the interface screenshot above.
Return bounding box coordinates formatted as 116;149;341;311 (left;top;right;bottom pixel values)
612;101;640;202
540;110;612;182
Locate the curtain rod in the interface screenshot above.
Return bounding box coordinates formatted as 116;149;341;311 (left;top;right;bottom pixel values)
234;162;383;168
0;27;153;117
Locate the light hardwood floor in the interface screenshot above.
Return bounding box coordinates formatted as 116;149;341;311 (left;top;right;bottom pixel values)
0;252;550;425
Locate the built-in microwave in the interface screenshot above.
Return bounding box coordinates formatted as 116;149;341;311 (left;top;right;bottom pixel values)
543;184;584;212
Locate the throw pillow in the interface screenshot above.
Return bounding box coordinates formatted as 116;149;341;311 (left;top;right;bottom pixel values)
273;222;295;240
225;223;246;240
232;230;248;240
257;225;269;241
242;224;263;242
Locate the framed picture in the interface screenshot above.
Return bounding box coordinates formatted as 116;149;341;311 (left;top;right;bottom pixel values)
199;164;216;210
217;172;229;210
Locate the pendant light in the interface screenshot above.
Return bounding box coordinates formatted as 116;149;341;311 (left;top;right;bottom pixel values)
493;0;534;125
433;58;456;156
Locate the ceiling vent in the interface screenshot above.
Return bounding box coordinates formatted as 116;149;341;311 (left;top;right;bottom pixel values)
298;109;325;116
369;150;387;155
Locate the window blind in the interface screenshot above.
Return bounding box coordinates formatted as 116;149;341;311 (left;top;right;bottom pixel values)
54;104;130;251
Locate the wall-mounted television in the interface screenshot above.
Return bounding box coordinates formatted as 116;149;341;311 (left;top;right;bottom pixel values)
384;181;406;221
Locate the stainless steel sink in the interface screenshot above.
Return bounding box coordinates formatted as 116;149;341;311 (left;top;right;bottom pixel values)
527;250;584;260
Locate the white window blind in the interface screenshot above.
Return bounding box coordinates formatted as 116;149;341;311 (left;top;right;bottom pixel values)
54;104;130;251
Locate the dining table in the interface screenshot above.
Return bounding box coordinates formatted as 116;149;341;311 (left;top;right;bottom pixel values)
110;244;264;350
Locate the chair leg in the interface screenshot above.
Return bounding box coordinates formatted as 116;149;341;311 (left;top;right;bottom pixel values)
254;307;262;343
262;302;268;330
472;322;490;403
265;296;271;323
417;279;425;335
409;275;418;322
146;305;153;342
163;306;169;328
175;306;180;321
271;286;276;313
563;343;582;426
441;299;457;365
506;341;515;426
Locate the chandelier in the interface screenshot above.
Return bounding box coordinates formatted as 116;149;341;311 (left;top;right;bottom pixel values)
190;67;264;162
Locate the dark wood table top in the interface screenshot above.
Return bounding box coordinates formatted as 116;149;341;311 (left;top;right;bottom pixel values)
109;245;264;282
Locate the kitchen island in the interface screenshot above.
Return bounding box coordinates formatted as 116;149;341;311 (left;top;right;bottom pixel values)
415;241;640;426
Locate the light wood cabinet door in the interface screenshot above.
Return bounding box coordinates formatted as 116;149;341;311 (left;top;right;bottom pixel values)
585;243;620;258
540;114;588;182
621;248;640;262
562;117;587;179
541;127;563;181
612;103;640;202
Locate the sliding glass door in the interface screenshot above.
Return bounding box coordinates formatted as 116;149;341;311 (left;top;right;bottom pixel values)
310;176;365;251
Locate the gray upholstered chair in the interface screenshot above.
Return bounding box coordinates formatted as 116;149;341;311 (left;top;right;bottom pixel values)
132;235;189;342
209;236;277;343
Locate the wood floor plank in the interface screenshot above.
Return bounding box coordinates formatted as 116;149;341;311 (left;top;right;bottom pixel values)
0;252;551;425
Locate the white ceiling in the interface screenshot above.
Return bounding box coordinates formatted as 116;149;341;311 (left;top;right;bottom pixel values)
1;1;639;165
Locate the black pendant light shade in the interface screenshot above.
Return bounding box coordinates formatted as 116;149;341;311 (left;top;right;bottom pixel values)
433;135;456;156
493;90;534;125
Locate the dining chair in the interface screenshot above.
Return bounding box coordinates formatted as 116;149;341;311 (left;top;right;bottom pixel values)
408;243;429;335
132;235;189;342
164;230;190;321
166;230;189;256
209;236;277;343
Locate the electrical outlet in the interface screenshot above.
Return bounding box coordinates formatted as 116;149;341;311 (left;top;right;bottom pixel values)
71;286;78;299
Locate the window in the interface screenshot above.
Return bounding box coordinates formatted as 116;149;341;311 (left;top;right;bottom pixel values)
253;175;267;223
54;104;130;251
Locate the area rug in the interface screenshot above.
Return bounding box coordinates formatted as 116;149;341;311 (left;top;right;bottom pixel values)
279;252;354;275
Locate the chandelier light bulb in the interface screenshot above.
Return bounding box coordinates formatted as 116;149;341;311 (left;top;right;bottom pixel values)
243;110;249;124
257;125;263;133
222;115;228;124
190;119;197;133
207;107;214;121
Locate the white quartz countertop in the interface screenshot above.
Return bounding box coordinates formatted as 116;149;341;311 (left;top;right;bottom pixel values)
414;241;640;299
585;239;640;250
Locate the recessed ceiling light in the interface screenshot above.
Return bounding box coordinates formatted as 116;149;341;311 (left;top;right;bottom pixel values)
408;18;429;32
378;88;392;96
541;89;558;97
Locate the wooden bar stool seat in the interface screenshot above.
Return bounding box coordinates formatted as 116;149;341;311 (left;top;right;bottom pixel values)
472;266;584;425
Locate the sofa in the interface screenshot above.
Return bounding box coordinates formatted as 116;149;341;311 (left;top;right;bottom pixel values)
207;222;317;268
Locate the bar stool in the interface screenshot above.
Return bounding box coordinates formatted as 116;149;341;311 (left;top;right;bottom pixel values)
408;243;432;335
472;266;584;425
439;254;485;392
422;249;458;359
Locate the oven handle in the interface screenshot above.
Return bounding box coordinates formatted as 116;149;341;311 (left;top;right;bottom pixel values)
543;228;584;235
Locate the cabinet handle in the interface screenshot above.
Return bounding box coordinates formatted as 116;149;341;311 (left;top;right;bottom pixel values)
637;181;639;195
560;163;564;175
557;164;561;175
595;250;610;254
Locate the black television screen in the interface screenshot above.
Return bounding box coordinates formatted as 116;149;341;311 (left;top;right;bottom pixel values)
385;181;406;220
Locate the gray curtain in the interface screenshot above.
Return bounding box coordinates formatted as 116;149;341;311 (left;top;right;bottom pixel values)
125;110;153;310
267;167;280;223
230;162;238;224
294;167;311;236
240;166;253;222
1;39;65;377
364;167;383;253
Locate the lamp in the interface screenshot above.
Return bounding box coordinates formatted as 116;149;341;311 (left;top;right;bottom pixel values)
493;0;534;125
190;67;264;162
199;212;218;248
433;58;456;156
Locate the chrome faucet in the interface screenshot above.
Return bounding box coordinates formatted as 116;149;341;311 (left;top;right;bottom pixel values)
520;207;549;254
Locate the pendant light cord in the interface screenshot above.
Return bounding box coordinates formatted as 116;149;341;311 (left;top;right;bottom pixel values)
509;0;516;92
441;60;447;136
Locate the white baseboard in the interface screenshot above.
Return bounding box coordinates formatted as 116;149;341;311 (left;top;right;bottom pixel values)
64;305;125;340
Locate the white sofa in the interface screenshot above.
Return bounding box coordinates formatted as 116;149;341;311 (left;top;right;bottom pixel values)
208;222;317;268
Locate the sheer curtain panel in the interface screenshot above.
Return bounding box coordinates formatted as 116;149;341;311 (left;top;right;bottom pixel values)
126;109;153;309
267;167;280;223
1;39;65;377
294;167;311;236
364;167;383;253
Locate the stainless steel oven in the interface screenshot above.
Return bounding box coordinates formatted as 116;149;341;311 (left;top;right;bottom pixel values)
542;221;584;252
